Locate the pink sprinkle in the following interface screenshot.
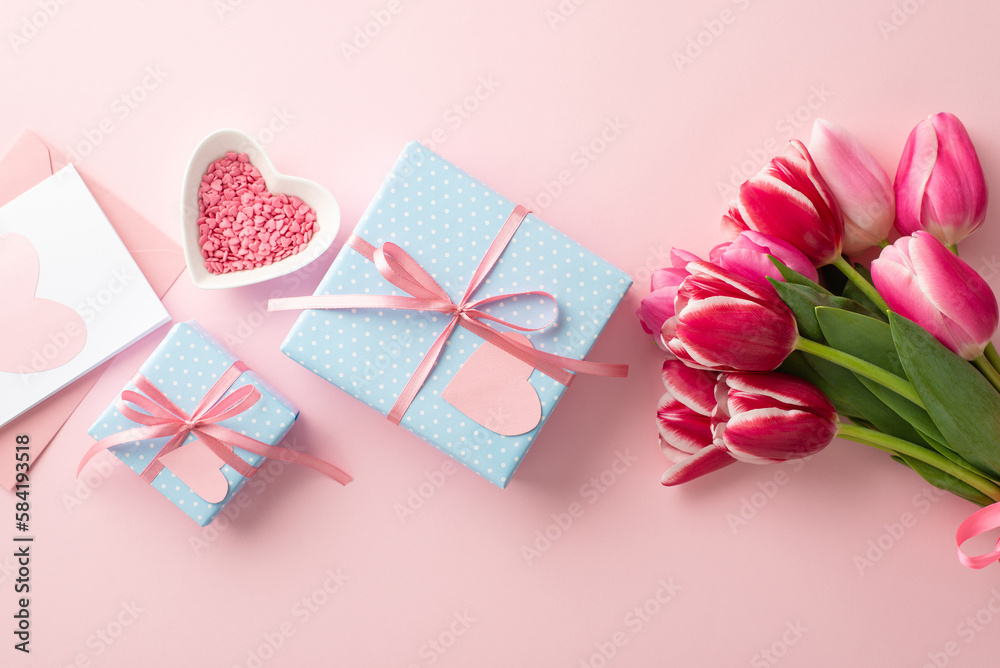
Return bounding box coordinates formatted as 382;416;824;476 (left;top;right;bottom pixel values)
198;152;317;274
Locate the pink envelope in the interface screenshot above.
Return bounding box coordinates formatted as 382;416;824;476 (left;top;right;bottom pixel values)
0;131;185;490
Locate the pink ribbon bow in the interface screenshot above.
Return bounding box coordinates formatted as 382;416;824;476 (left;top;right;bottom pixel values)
79;360;351;489
956;503;1000;569
268;205;628;424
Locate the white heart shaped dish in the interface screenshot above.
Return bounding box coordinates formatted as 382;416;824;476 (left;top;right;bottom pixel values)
181;128;340;289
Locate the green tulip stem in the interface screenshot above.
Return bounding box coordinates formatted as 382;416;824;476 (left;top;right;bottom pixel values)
837;423;1000;502
947;243;960;256
832;256;890;313
985;342;1000;374
877;239;890;249
795;337;924;408
972;354;1000;394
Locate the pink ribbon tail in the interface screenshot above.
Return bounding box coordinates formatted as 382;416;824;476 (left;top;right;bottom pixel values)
267;205;628;425
957;503;1000;569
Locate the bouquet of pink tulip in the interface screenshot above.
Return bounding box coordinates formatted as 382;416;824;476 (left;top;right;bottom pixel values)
638;113;1000;569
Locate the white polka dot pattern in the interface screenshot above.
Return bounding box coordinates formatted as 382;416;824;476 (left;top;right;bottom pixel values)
279;142;631;488
87;321;299;526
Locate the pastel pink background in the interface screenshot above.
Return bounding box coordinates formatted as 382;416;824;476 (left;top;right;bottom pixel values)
4;1;1000;666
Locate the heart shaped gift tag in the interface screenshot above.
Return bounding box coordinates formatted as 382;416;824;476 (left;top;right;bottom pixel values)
0;233;87;373
157;439;231;504
442;332;542;436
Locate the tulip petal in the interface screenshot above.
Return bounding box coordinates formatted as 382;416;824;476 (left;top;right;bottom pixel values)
651;267;688;291
872;244;952;347
809;119;894;254
908;231;998;357
637;285;680;336
672;295;798;372
723;373;835;417
660;443;736;486
921;114;989;245
723;408;838;463
894;119;938;237
721;202;749;240
661;359;718;415
739;175;840;266
657;394;714;455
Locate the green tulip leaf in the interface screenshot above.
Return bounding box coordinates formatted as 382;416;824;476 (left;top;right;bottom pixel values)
815;306;964;451
891;454;992;507
856;377;947;448
771;282;879;344
771;281;825;341
769;256;833;295
778;351;859;417
914;427;980;473
815;307;905;376
890;311;1000;482
795;351;922;443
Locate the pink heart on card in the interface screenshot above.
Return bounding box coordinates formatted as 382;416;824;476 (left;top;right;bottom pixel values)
442;332;542;436
0;233;87;373
158;439;231;504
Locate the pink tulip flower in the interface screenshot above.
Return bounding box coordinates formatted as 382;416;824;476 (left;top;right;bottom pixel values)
723;140;845;266
871;231;999;360
661;366;837;486
661;261;798;372
636;248;701;346
710;230;818;293
895;112;988;247
711;372;838;465
809;119;895;255
658;360;734;485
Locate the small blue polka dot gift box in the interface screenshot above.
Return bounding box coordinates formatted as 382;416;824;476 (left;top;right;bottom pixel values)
271;142;632;488
85;321;301;526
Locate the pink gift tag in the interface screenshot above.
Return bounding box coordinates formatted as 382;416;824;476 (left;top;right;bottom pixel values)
0;233;86;373
442;332;542;436
157;439;231;504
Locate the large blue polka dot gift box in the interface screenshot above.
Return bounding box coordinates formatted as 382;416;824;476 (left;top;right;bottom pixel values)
86;321;299;526
273;142;632;488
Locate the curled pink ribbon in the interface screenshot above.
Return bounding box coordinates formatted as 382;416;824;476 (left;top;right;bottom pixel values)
268;205;628;425
957;504;1000;569
79;360;351;488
